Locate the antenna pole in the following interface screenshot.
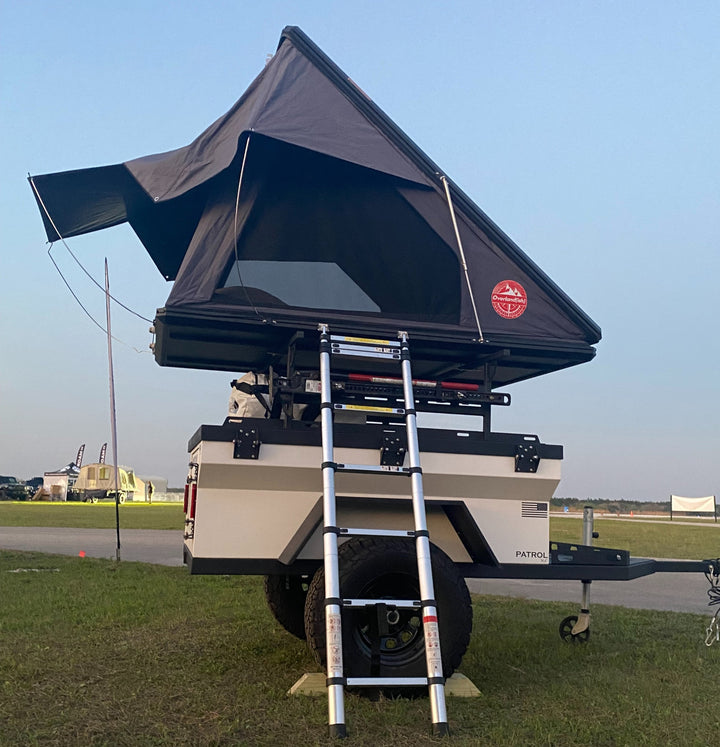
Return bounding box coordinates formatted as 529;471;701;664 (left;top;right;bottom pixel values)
105;259;121;561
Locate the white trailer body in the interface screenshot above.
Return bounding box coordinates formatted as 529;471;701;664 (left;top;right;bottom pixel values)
182;419;561;575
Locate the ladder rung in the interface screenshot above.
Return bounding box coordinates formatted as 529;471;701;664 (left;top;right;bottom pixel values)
342;598;421;609
347;677;429;687
330;335;400;348
334;403;405;415
336;463;409;475
340;527;415;538
331;343;401;360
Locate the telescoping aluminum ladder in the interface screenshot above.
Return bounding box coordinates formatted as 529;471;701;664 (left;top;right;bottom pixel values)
318;325;449;739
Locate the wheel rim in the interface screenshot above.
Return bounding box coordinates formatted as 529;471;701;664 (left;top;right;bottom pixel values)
351;572;425;667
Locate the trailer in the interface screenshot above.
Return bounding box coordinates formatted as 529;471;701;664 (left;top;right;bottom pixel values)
29;25;718;737
181;357;718;668
71;462;145;503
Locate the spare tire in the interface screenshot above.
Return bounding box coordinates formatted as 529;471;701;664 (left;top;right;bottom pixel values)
304;537;472;682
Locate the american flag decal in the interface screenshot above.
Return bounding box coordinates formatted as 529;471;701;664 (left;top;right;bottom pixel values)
521;501;548;518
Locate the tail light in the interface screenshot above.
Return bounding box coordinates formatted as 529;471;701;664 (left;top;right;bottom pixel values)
189;484;198;520
183;484;189;514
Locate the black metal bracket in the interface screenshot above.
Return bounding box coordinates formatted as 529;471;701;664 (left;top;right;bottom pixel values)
515;442;540;473
380;434;407;466
233;428;260;460
550;542;630;566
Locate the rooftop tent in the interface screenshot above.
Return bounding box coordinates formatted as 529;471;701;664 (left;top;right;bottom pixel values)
29;26;600;387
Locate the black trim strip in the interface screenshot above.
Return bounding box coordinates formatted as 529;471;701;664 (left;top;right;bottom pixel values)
408;466;422;475
323;525;340;535
428;677;445;686
421;599;437;608
189;418;563;460
325;597;343;607
187;553;321;576
442;502;499;566
326;677;346;687
186;552;709;583
321;460;337;470
414;529;429;538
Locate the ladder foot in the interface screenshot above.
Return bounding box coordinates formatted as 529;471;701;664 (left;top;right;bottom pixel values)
329;723;347;739
432;722;450;737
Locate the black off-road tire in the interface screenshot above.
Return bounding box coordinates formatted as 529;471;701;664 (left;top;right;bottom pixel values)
304;537;472;685
264;574;310;640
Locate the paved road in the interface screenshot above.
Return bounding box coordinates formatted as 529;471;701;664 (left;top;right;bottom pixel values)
0;527;184;566
0;527;715;615
467;573;712;615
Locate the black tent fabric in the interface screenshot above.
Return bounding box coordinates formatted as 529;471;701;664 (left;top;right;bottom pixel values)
30;26;600;387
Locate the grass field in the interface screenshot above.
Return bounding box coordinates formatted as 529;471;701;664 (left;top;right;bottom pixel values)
0;502;184;530
1;548;718;746
549;517;720;561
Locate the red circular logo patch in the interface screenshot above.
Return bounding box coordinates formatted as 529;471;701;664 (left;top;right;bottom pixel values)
491;280;527;319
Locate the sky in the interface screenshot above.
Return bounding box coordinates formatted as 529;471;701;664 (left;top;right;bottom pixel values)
1;1;718;498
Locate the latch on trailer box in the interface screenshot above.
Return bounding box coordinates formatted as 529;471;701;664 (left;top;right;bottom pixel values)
233;428;260;459
515;442;540;473
380;433;406;467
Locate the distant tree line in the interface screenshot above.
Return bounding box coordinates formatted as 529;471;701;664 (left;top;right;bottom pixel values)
551;497;670;514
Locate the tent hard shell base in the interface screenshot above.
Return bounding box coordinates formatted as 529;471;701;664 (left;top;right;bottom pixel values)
152;307;595;386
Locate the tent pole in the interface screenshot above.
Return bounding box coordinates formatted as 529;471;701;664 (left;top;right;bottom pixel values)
440;176;484;342
230;133;264;320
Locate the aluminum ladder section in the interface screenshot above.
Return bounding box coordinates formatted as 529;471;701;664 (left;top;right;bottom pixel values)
318;325;449;739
